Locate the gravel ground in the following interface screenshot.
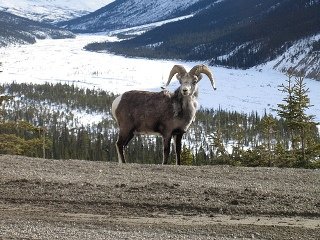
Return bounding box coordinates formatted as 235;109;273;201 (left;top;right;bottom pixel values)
0;155;319;239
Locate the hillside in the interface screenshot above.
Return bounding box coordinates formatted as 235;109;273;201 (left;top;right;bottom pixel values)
0;155;319;239
85;0;320;80
58;0;207;32
0;11;75;47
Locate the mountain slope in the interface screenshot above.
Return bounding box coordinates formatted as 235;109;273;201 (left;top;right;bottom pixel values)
0;11;75;47
85;0;320;80
58;0;211;32
261;34;320;80
0;0;115;23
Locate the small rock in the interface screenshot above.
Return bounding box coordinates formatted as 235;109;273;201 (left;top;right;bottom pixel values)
230;199;239;205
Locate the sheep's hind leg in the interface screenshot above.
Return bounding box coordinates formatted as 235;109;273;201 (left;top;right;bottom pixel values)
116;130;134;163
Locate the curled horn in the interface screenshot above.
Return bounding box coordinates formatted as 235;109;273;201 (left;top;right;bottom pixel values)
165;65;187;87
189;64;217;90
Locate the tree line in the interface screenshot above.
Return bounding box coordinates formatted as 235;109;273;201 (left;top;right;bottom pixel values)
0;74;319;168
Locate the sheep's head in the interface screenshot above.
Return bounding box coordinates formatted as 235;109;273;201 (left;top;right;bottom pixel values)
166;65;216;96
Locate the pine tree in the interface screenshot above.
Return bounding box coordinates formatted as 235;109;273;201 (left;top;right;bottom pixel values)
260;114;277;166
210;124;228;161
180;144;193;165
230;118;245;162
277;70;298;150
276;71;319;166
0;96;14;108
292;74;318;165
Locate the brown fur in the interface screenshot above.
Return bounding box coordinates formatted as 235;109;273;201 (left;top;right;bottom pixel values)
114;89;196;164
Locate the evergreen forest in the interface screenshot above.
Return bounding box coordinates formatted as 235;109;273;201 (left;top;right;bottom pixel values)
0;74;319;168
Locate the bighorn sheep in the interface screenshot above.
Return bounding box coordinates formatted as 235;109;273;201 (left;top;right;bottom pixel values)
111;64;216;164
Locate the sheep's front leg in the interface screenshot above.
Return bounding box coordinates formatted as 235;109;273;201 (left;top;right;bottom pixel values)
174;134;183;165
162;135;172;164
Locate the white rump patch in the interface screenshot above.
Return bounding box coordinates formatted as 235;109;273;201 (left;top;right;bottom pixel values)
111;94;122;124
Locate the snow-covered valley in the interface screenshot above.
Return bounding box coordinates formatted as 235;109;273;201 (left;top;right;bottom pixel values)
1;34;319;122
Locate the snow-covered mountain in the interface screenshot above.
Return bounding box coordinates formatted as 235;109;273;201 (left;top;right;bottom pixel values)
0;0;115;23
260;34;320;80
58;0;209;32
81;0;320;80
0;11;75;47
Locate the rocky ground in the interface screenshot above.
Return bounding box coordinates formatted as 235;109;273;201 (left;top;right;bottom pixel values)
0;155;319;239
